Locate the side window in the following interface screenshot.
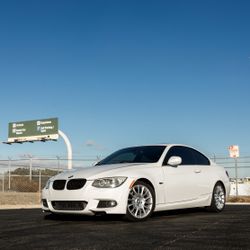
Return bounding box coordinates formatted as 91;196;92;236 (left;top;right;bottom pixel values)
191;149;210;165
163;146;196;165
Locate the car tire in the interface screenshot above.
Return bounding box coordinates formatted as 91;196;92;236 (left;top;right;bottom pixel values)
208;182;226;212
124;181;155;222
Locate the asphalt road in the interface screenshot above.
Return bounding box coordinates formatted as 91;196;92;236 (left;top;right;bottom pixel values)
0;205;249;250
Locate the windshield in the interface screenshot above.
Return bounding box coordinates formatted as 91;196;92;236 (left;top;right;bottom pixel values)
96;146;166;165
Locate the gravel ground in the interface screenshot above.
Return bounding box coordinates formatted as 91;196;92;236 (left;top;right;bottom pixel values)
227;195;250;202
0;192;40;205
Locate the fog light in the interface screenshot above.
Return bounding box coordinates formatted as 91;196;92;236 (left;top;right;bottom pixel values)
97;200;117;208
42;199;48;208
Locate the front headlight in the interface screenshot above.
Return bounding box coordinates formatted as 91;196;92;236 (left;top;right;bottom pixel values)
92;177;127;188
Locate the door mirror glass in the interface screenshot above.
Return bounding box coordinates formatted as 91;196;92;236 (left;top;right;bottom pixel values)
167;156;182;167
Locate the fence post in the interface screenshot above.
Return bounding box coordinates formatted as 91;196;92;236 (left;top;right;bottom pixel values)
29;157;33;181
213;154;216;163
2;174;4;192
57;156;60;173
38;169;42;202
8;157;11;190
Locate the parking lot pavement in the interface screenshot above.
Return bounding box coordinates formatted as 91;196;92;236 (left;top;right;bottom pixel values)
0;205;249;250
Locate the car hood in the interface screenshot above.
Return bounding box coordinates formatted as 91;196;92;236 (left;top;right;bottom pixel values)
52;163;152;180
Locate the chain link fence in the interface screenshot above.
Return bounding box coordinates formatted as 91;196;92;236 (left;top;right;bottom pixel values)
0;157;97;205
0;156;250;205
213;156;250;179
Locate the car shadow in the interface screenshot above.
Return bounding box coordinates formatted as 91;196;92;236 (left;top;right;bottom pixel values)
43;212;124;222
152;207;208;219
43;207;210;223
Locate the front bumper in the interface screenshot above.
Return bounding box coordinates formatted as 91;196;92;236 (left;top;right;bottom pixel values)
42;178;133;215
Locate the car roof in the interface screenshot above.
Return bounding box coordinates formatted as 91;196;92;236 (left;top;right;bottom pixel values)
127;144;190;147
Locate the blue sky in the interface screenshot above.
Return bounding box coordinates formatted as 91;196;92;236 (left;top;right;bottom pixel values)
0;0;250;160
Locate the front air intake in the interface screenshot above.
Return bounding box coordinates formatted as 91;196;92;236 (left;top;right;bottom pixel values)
51;201;87;211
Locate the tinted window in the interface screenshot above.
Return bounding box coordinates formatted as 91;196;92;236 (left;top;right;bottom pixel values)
163;146;196;165
191;149;210;165
97;146;166;165
163;146;210;166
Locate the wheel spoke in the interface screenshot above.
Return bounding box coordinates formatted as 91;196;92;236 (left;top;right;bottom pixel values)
133;187;139;195
141;186;145;195
135;208;139;216
142;207;146;215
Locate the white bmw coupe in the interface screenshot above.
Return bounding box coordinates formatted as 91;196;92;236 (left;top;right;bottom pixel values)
42;144;230;221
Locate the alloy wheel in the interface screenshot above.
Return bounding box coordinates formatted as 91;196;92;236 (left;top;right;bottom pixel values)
127;184;153;219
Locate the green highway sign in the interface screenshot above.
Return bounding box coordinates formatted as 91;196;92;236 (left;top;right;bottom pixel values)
8;118;59;143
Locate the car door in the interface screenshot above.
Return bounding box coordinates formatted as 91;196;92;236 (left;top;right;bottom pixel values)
162;146;202;204
190;148;212;197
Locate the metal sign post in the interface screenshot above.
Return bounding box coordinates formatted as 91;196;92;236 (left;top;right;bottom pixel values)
228;145;239;197
58;130;72;170
234;158;238;196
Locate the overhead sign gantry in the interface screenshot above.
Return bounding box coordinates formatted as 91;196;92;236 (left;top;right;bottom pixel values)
3;118;72;170
8;118;59;143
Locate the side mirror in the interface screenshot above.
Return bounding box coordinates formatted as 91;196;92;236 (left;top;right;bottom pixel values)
167;156;182;167
93;161;99;166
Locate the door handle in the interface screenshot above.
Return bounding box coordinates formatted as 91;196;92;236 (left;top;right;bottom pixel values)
194;169;201;173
